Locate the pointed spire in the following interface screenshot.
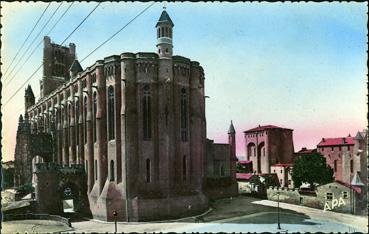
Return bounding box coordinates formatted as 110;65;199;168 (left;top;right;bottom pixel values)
228;120;236;134
18;114;24;123
69;59;83;76
25;85;34;97
156;9;174;27
351;172;365;186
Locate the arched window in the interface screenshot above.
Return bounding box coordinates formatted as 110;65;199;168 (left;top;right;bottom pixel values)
108;86;115;140
183;155;187;181
143;85;151;140
93;92;97;143
146;159;151;183
350;159;353;173
94;160;98;180
169;28;172;38
85;160;88;173
158;28;160;38
110;160;115;181
84;96;87;144
75;100;79;148
161;27;164;37
334;160;337;172
165;27;168;37
180;88;188;141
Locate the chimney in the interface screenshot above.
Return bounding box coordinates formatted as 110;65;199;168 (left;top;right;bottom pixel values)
348;134;351;137
322;138;325;142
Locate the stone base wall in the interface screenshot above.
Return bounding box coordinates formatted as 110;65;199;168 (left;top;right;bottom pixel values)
267;187;323;209
88;181;208;221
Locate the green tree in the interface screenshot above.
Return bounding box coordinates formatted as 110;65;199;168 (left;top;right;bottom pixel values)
292;153;334;189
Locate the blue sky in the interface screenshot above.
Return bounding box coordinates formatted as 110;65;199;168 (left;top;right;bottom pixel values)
1;2;367;161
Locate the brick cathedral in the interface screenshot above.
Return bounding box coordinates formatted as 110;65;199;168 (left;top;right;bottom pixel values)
13;9;235;221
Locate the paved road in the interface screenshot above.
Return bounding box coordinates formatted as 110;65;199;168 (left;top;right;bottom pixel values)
3;195;367;233
2;220;72;233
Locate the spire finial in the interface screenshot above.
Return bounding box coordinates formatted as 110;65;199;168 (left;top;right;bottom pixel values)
163;1;167;10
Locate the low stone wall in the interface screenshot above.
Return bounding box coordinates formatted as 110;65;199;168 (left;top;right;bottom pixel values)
3;213;71;227
204;182;238;200
267;187;323;209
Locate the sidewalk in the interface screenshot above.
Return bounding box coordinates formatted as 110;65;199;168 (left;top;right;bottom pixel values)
252;199;368;231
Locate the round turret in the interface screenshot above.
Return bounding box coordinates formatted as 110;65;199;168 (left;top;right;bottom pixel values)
156;8;174;58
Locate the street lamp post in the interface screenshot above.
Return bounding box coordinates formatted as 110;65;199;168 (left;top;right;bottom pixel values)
113;210;118;233
277;191;281;230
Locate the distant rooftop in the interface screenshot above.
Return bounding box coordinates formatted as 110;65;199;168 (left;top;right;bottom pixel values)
317;137;355;147
296;147;317;154
271;163;293;167
244;124;293;133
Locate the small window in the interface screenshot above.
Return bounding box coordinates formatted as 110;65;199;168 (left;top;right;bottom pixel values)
273;169;276;173
183;155;187;181
326;192;333;200
110;160;115;181
146;159;151;183
165;48;169;53
220;165;225;177
94;160;98;181
288;180;291;185
331;147;334;151
342;191;348;199
347;145;350;151
280;179;283;185
334;160;337;172
280;169;283;173
322;147;324;152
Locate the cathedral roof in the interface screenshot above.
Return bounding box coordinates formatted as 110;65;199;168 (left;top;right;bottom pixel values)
156;10;174;27
228;120;236;134
69;59;83;74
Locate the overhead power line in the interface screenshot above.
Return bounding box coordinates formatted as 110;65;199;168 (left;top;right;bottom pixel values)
3;3;101;108
2;3;51;78
3;2;74;89
3;63;43;107
60;2;101;45
81;2;156;63
3;3;63;82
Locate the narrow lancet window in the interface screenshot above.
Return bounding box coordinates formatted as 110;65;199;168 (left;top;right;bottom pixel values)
146;159;151;183
93;92;97;143
108;86;115;140
84;96;87;144
180;88;188;141
143;85;151;140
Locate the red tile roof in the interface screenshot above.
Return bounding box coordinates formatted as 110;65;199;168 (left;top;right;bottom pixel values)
317;137;355;147
244;125;292;133
236;173;254;180
271;163;293;167
335;180;361;194
238;160;252;165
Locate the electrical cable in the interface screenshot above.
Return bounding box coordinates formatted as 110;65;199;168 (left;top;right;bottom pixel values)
2;3;51;78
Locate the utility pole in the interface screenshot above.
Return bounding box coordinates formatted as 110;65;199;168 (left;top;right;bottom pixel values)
277;191;281;230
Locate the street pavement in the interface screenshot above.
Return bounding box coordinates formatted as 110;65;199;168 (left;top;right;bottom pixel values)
2;195;367;233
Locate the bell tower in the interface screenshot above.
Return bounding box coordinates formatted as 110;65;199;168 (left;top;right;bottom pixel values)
156;7;174;58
